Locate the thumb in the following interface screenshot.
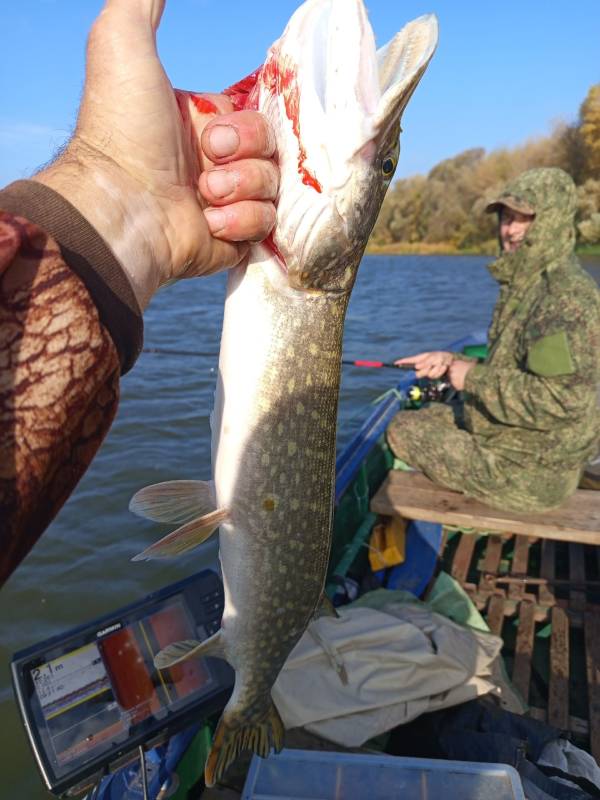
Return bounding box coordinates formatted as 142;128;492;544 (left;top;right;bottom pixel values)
87;0;164;69
77;0;175;150
102;0;166;31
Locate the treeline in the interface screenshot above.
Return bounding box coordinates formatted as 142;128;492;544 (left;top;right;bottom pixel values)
370;83;600;252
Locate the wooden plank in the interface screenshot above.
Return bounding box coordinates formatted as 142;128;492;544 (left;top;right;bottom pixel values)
584;609;600;763
450;533;477;584
478;534;504;596
569;716;591;737
512;600;536;704
508;536;531;601
569;543;587;613
440;527;449;553
486;594;505;637
539;540;556;606
370;472;600;543
548;606;569;730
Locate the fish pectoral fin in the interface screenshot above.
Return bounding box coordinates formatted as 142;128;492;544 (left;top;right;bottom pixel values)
204;701;284;788
129;479;216;524
131;508;229;561
154;631;225;670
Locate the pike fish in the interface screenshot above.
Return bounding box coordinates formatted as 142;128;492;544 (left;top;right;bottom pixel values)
129;0;437;786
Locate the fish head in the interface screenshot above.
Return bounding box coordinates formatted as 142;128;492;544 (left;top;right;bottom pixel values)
256;0;438;294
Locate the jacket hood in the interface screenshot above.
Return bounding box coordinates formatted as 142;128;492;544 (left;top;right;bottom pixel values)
488;167;577;287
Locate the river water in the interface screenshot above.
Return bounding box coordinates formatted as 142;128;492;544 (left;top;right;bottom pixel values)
2;254;599;798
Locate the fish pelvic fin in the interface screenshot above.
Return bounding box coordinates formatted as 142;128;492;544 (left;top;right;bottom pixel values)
129;479;216;524
205;702;284;788
312;592;340;620
132;508;229;561
154;631;225;670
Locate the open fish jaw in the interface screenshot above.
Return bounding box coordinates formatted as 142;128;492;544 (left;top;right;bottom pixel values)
258;0;438;293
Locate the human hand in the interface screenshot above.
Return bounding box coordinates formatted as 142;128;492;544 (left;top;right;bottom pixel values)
32;0;278;309
395;351;454;379
448;359;476;391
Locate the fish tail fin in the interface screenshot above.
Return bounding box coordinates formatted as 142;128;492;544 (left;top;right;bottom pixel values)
204;702;284;787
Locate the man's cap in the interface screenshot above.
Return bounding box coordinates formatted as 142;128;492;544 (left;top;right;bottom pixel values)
485;193;535;216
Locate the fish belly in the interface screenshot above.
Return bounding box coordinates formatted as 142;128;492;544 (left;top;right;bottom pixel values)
212;253;346;697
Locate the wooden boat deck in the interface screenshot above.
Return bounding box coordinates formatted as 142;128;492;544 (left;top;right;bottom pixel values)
370;470;600;761
435;530;600;762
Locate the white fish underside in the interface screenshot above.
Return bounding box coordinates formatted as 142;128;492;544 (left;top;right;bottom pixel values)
213;250;347;711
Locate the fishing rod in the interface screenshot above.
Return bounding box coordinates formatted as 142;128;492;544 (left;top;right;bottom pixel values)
142;347;416;370
345;359;415;370
142;347;455;405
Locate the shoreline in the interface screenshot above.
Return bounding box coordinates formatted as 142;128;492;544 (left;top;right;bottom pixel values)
366;242;600;257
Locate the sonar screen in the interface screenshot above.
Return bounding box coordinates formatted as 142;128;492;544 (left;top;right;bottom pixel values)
12;570;233;796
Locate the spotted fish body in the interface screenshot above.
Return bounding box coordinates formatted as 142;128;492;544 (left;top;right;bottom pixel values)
130;0;437;786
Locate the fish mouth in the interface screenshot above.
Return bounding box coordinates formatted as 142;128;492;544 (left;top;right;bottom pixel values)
262;0;438;293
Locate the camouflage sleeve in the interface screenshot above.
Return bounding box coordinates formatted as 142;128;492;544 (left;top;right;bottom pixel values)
464;300;600;430
0;183;143;588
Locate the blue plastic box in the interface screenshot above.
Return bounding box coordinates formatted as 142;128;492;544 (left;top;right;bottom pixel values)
242;749;525;800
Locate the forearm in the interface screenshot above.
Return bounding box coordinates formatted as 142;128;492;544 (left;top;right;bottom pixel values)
0;184;142;587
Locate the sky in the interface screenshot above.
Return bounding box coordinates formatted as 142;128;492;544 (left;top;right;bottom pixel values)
1;0;599;187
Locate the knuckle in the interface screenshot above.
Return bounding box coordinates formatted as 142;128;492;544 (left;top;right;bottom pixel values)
256;201;276;235
260;160;279;199
254;113;276;156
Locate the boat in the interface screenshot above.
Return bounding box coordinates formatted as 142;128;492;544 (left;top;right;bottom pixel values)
12;329;600;799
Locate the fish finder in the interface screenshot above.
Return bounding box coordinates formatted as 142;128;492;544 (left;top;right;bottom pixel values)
11;569;233;797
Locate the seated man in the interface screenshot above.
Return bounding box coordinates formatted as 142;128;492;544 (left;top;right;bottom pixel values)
386;167;600;513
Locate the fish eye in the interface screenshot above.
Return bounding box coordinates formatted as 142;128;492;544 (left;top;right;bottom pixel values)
382;156;397;177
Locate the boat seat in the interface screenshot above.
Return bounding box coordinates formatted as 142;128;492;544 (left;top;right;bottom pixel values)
370;470;600;544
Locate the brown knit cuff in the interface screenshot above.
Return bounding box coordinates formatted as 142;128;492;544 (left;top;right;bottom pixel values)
0;179;143;374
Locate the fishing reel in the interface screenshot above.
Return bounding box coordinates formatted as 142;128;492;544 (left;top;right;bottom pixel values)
405;378;454;408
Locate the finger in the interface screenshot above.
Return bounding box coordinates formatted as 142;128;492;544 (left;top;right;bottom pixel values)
199;159;279;206
204;200;276;242
413;357;434;371
395;356;419;365
202;111;276;163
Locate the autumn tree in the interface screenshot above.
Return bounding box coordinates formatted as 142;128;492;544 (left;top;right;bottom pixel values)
579;84;600;180
369;83;600;250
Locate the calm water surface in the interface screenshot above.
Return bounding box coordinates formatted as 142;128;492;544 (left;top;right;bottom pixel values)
2;254;599;798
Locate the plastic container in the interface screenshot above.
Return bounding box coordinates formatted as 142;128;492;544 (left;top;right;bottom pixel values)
241;749;525;800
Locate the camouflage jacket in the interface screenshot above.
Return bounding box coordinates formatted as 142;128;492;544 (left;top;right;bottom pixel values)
464;168;600;486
